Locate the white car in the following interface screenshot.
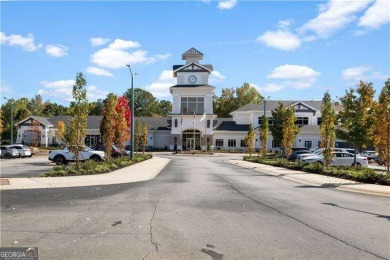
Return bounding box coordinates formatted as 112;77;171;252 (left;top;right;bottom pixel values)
49;146;106;165
0;145;19;159
9;144;32;158
301;152;368;167
361;150;378;160
297;148;359;162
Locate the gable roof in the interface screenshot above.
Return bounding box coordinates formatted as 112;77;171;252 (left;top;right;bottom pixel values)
182;47;203;59
231;100;338;113
172;62;213;77
16;116;54;127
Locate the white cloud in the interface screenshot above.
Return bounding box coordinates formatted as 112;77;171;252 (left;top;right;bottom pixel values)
268;64;321;80
299;0;373;38
209;70;226;84
256;83;286;93
358;0;390;29
90;37;111;47
108;39;140;50
39;80;108;102
218;0;237;10
144;70;176;98
39;80;74;101
342;66;372;80
86;67;114;77
267;64;321;89
257;30;301;51
0;32;42;51
91;39;170;69
278;19;293;29
45;44;68;57
87;85;109;101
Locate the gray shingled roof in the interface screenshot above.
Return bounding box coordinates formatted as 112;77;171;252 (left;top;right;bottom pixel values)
214;119;250;132
30;116;54;126
135;117;171;130
48;115;103;129
182;47;203;56
232;100;337;113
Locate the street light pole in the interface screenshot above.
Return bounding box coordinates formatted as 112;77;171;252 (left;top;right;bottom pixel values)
126;65;135;159
3;97;14;144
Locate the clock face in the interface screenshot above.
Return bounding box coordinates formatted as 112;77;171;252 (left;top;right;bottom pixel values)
188;75;197;84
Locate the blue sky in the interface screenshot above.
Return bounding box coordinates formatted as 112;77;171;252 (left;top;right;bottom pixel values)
1;0;389;106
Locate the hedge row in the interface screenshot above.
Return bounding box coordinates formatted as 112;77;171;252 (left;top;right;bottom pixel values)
244;156;390;186
41;154;152;177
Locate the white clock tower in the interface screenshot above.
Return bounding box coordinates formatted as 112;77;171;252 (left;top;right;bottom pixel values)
170;48;216;151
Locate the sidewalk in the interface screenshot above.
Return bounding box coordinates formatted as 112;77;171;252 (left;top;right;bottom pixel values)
0;157;170;190
229;160;390;197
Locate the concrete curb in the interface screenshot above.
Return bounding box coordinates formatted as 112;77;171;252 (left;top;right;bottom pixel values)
0;157;170;190
229;160;390;197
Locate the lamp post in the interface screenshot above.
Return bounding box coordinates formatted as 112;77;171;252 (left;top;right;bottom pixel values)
3;97;14;144
126;65;135;159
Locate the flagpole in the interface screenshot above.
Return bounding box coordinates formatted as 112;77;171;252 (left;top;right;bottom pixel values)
181;109;183;150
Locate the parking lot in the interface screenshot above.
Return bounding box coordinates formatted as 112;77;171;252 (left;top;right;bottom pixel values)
0;156;54;178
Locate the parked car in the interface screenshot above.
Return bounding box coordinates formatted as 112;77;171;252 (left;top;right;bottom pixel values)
301;151;368;167
297;148;359;161
0;145;19;159
361;150;378;160
93;144;122;158
287;150;310;161
9;144;32;158
49;146;106;165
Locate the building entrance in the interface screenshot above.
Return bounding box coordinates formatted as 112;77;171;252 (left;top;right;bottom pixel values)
182;130;200;150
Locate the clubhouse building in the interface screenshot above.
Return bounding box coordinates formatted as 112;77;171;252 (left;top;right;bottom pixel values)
15;48;347;151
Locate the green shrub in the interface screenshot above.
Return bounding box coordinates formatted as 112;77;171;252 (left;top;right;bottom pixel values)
243;156;389;185
40;154;153;177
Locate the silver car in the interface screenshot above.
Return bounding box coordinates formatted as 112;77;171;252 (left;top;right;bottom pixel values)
9;144;32;158
0;145;19;159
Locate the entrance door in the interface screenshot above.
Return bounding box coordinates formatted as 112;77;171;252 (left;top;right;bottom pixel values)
186;138;194;149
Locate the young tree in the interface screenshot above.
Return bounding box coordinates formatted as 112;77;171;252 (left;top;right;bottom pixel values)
142;123;148;154
101;93;118;159
259;115;269;157
282;107;299;156
114;96;131;152
320;91;336;167
373;79;390;172
270;102;286;149
134;120;145;152
244;124;255;156
337;81;375;164
55;120;67;145
68;72;89;167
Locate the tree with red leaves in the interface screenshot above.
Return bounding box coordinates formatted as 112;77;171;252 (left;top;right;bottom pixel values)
114;96;131;151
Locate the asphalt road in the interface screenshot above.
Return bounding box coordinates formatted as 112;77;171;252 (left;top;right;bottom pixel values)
1;153;389;259
0;157;54;178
